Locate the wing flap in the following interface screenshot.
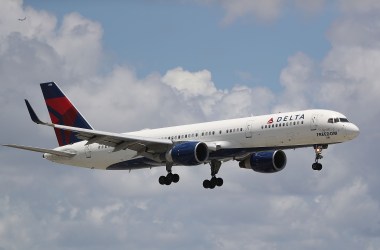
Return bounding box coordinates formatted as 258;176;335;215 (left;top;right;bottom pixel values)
23;99;174;156
53;124;173;153
3;144;76;157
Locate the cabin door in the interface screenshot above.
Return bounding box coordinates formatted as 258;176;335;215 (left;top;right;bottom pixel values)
245;122;253;138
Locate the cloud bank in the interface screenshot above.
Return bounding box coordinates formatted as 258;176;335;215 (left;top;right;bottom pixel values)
1;0;380;249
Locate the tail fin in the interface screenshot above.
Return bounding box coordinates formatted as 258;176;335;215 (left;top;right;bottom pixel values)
40;82;93;146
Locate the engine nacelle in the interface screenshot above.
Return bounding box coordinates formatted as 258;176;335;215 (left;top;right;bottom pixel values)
166;141;209;166
239;150;287;173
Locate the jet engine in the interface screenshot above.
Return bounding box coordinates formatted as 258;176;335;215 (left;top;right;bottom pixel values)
166;141;209;166
239;150;287;173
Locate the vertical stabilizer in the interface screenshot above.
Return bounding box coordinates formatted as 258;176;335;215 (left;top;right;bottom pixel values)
40;82;93;146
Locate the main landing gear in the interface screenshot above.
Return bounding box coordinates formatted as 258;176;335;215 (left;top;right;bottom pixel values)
203;160;224;189
159;163;180;186
312;145;328;171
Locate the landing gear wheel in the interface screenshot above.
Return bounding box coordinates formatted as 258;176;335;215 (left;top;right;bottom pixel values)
312;145;326;171
216;177;224;187
159;176;166;185
203;179;210;189
172;174;180;183
312;163;322;171
209;181;216;189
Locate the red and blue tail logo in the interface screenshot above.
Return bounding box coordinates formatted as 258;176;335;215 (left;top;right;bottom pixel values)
40;82;93;146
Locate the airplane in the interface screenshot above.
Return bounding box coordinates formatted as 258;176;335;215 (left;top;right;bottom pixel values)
4;82;360;189
18;16;27;21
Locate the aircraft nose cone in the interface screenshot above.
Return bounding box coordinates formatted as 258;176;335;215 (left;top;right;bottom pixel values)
348;124;360;139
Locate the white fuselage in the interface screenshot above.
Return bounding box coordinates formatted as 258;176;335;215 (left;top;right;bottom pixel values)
45;109;359;170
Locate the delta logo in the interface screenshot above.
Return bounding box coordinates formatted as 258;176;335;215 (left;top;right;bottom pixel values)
267;114;305;124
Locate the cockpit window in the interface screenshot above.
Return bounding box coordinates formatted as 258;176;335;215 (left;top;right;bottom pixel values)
328;117;350;123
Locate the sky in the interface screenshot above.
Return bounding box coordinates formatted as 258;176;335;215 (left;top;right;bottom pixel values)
1;0;380;249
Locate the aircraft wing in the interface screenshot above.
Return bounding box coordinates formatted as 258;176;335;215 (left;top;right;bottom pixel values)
3;144;76;157
24;99;173;153
54;124;173;153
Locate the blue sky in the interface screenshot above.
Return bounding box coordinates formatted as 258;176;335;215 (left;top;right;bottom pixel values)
26;0;336;90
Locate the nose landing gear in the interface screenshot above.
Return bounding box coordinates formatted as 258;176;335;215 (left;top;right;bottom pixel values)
312;145;327;171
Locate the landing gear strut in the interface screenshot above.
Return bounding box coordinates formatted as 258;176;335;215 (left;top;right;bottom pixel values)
312;145;327;171
159;163;180;186
203;160;224;189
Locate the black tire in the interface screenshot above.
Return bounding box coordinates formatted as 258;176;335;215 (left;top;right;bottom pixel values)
159;176;166;185
312;163;318;170
165;178;172;185
166;173;173;182
312;163;323;171
216;177;223;187
203;179;210;189
317;163;323;171
172;174;180;183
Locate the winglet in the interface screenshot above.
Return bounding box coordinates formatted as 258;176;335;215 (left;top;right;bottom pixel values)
24;99;49;125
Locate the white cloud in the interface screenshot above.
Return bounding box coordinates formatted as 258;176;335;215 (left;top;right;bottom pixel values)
1;0;380;250
196;0;328;24
338;0;380;14
163;67;219;98
274;52;316;112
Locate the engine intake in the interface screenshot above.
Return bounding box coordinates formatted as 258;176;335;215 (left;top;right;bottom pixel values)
167;141;209;166
239;150;287;173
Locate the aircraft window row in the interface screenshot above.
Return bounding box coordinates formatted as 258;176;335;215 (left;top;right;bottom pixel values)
160;127;244;140
161;133;199;140
261;121;303;129
226;128;243;134
98;145;109;149
328;117;350;123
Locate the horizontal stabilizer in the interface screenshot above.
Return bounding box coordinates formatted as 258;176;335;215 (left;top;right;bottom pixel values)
3;144;76;157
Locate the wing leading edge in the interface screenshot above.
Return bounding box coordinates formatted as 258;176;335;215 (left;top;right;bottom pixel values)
24;99;173;154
